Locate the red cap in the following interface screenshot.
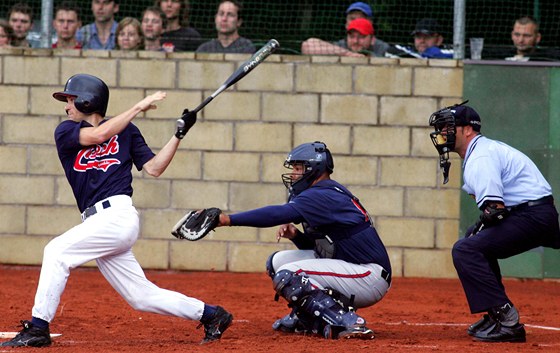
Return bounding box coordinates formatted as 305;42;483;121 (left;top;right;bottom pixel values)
347;18;374;36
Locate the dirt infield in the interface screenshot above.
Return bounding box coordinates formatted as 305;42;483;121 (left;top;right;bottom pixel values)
0;265;559;353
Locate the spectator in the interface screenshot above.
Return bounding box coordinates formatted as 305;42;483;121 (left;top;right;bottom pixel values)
345;1;373;27
141;6;166;51
52;2;82;49
196;0;255;54
0;20;15;48
115;17;143;50
386;18;453;59
77;0;119;50
504;16;560;61
157;0;201;52
7;2;34;48
301;18;389;57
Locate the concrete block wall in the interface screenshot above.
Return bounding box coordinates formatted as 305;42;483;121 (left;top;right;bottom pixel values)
0;48;463;278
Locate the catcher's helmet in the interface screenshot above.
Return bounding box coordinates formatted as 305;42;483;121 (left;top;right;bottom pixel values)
282;141;334;196
53;74;109;117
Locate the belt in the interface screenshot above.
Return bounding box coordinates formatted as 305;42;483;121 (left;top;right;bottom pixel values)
509;195;554;211
81;200;111;221
381;269;392;286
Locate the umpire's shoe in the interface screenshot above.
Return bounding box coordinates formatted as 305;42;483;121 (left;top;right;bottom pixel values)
199;306;233;344
472;322;526;343
467;314;495;336
0;320;52;347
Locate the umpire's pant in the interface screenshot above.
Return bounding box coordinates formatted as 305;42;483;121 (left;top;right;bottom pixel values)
452;202;560;313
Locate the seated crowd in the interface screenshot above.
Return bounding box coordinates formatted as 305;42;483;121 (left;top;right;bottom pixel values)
1;0;559;62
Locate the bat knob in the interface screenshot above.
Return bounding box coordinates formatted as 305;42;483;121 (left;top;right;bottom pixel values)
269;39;280;50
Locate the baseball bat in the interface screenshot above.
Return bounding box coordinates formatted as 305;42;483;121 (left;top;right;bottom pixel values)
190;39;280;114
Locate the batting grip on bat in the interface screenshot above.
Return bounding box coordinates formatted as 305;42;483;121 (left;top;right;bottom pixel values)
175;109;197;139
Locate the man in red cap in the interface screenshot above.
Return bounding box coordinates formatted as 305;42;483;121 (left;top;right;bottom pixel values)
301;17;388;57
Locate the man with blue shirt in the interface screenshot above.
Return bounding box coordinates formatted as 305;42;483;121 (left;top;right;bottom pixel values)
77;0;119;50
386;18;453;59
428;103;560;343
214;141;391;340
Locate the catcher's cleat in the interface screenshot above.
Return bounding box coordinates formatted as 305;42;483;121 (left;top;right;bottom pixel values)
467;314;495;336
472;322;526;343
0;320;52;347
199;306;233;344
324;324;375;340
272;312;311;334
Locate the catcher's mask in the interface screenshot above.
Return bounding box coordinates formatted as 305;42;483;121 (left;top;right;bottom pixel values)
53;74;110;117
282;141;334;197
428;101;481;184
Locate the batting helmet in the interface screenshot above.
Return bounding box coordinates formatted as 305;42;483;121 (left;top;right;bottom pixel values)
282;141;334;197
53;74;109;117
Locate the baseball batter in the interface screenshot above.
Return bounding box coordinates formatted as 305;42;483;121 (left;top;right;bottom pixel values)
429;103;560;343
215;141;391;339
1;74;232;348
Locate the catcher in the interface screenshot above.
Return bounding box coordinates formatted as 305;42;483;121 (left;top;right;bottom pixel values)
173;141;392;339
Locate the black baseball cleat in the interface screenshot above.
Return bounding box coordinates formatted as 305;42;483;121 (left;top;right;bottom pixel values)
467;314;495;336
0;320;52;347
472;322;526;343
272;311;310;334
199;306;233;344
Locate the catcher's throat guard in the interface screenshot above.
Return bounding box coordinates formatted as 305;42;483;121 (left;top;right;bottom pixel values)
428;100;469;184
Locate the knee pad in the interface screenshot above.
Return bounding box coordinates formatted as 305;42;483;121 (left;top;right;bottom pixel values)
272;270;313;305
265;251;279;278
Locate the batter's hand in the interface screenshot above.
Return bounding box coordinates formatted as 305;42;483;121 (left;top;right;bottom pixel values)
175;109;197;139
137;91;166;112
276;224;298;242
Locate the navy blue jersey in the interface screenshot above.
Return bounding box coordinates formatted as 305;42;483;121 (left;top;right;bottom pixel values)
54;119;155;212
230;179;391;272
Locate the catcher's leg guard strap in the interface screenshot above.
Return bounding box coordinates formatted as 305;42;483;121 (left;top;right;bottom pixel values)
272;270;314;305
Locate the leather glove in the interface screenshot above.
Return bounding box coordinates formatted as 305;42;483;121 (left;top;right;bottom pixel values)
175;109;197;139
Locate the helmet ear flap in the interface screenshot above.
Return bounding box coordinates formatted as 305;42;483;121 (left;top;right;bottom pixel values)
53;74;109;117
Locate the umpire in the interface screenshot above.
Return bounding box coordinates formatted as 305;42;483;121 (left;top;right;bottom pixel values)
428;103;560;343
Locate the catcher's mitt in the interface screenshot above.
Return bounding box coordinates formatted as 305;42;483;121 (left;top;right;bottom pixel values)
171;207;221;241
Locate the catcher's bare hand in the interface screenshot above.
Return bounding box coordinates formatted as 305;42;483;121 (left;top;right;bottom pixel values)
171;207;221;241
276;224;298;242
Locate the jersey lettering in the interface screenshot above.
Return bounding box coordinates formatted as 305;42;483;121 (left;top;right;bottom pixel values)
74;135;121;172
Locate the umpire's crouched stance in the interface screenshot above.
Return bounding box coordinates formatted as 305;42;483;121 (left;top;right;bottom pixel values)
429;102;560;343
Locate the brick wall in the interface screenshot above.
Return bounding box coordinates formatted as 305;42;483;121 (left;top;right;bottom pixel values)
0;48;464;278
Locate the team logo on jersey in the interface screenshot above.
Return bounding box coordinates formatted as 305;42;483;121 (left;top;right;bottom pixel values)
74;135;121;172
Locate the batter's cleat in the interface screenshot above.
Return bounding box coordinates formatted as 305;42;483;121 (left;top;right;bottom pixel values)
467;314;495;336
199;306;233;344
0;320;52;347
323;324;375;340
472;322;526;343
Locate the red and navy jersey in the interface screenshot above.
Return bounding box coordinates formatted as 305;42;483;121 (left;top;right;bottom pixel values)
229;179;391;272
289;180;391;271
54;119;155;213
